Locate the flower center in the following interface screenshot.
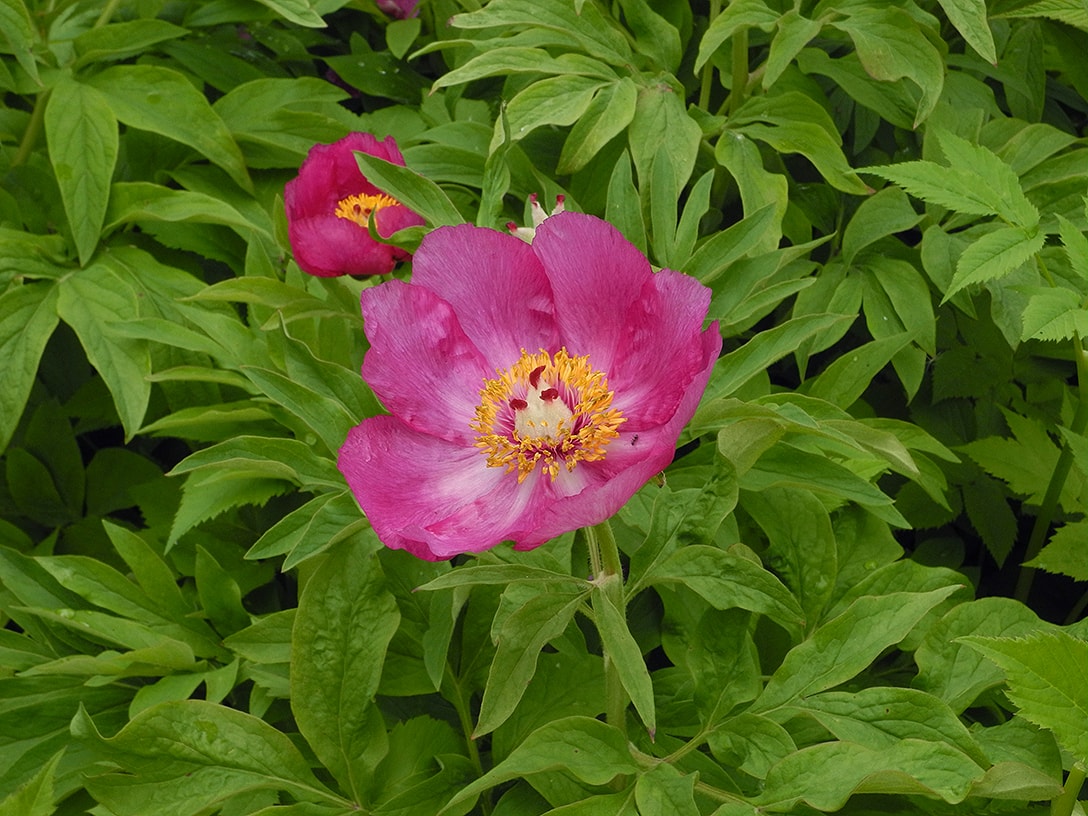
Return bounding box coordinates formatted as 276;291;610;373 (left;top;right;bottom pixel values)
471;348;625;482
334;192;398;227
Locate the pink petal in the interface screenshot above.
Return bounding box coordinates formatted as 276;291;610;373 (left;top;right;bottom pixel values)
360;280;491;443
338;417;532;560
608;270;719;428
288;215;398;277
409;223;559;369
531;212;654;373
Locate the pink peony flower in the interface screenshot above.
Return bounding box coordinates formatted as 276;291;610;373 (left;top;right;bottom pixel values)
285;133;425;277
337;212;721;560
375;0;418;18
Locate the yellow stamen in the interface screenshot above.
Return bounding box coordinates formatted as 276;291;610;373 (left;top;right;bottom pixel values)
334;192;398;227
471;348;625;482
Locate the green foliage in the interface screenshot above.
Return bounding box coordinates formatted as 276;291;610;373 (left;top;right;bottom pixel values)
1;0;1087;813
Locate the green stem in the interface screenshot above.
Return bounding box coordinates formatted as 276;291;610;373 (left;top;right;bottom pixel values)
94;0;123;27
728;24;749;115
587;520;628;737
1015;332;1088;603
1051;765;1085;816
444;665;492;815
698;0;722;111
11;88;50;169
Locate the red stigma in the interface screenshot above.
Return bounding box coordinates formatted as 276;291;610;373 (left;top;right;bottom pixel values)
529;365;546;388
509;398;528;410
540;388;559;401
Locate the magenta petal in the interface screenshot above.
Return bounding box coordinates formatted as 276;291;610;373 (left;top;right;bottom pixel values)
608;269;719;427
531;212;654;373
338;417;532;561
410;223;559;368
360;280;490;442
288;215;398;277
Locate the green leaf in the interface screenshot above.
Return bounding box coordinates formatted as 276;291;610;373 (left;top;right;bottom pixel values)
649;545;805;636
169;436;343;491
475;587;589;737
841;186;923;266
592;577;655;735
696;0;779;70
944;225;1045;301
440;717;636;814
499;75;609;151
253;0;325;27
451;0;632;66
103;521;189;620
634;764;699;816
713;314;852;398
621;0;682;72
764;11;823;89
0;0;40;84
73;700;340;816
432;48;615;91
558;78;638;175
86;65;251;192
56;261;150;439
0;282;59;453
606;150;647;254
758;739;985;810
1024;520;1088;581
246;491;369;568
105;181;265;238
686;203;778;284
936;0;997;62
240;366;358;455
418;564;587;593
45;77;118;266
168;473;291;547
805;332;915;408
292;539;399;798
350;151;463;228
790;686;988;765
959;631;1088;765
1020;286;1088;342
195;546;249;636
713;132;788;255
831;7;944;127
742;488;836;626
0;750;61;816
915;596;1042;712
934;130;1039;227
751;588;958;712
730;93;869;195
72;19;189;67
1058;213;1088;282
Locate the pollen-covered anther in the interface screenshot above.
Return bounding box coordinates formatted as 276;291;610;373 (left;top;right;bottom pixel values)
472;348;625;482
334;192;398;227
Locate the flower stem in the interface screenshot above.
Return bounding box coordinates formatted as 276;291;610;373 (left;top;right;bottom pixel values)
698;0;722;111
587;519;628;736
1015;331;1088;603
11;88;49;169
728;22;749;115
444;665;492;815
1051;764;1085;816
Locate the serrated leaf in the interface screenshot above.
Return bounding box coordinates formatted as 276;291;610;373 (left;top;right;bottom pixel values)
1020;286;1088;341
0;283;59;453
944;225;1045;301
0;750;61;816
1023;520;1088;581
1058;213;1088;282
168;473;291;548
292;539;398;798
959;631;1088;765
863;162;1003;217
45;77;118;266
934;130;1038;227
